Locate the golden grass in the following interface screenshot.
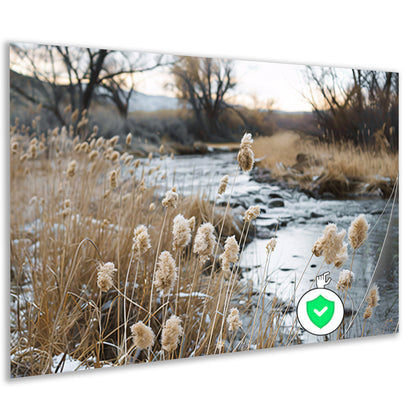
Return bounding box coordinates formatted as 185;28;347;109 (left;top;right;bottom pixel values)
253;131;398;197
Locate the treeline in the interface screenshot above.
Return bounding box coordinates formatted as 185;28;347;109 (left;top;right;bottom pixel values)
305;67;398;151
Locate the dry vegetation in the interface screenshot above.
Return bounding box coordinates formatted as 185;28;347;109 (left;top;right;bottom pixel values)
253;131;398;198
10;118;385;377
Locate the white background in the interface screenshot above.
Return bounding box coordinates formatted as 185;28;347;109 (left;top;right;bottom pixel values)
1;1;414;415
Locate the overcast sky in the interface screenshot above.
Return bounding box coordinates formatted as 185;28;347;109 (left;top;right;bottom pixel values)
135;58;315;112
10;44;355;113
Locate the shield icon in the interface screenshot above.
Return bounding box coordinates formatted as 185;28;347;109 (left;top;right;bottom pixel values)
306;294;335;329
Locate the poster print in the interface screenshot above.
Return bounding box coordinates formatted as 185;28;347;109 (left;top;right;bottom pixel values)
9;43;398;377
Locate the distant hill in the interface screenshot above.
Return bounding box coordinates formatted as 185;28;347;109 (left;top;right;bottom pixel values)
128;90;182;112
10;69;182;113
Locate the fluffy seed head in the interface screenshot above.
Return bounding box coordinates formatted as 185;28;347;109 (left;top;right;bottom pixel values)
66;160;77;178
132;225;151;258
80;142;89;153
312;237;324;257
29;143;37;159
131;321;155;349
126;133;132;145
366;284;380;308
227;308;242;332
220;235;239;271
109;135;119;147
154;251;177;294
334;243;348;268
363;305;373;320
111;151;120;162
193;222;216;264
172;214;192;251
348;214;369;250
313;223;347;265
218;175;229;195
244;205;260;222
109;170;118;189
96;137;104;148
96;262;116;292
161;315;183;352
337;270;354;291
71;109;79;123
188;216;196;232
266;238;277;254
88;150;99;161
237;133;254;172
162;187;178;208
238;147;254;172
240;132;253;148
124;155;134;166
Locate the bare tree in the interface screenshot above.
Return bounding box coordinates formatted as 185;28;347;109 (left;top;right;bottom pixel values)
304;66;398;150
10;43;166;124
171;56;237;140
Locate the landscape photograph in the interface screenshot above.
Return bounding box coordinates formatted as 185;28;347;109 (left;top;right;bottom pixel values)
9;42;399;377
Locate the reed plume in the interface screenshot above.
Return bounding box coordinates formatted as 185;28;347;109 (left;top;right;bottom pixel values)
132;225;151;258
220;235;239;271
162;187;178;209
363;305;373;320
244;205;260;222
334;243;348;268
109;136;119;147
348;214;369;250
96;262;117;292
109;170;118;189
312;223;346;265
366;284;380;308
131;321;155;349
227;308;242;332
337;270;354;291
237;133;255;172
172;214;192;252
218;175;229;195
193;222;216;264
363;284;379;323
154;251;177;294
126;133;132;146
188;216;196;232
88;150;99;162
266;237;277;254
111;151;120;162
161;315;183;352
66;160;77;178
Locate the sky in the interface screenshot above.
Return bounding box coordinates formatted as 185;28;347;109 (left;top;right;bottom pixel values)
134;58;314;112
230;60;312;111
10;44;356;113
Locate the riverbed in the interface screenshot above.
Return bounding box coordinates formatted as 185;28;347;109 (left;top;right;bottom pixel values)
140;151;399;344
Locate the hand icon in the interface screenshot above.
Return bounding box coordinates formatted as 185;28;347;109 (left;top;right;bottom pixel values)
316;272;331;288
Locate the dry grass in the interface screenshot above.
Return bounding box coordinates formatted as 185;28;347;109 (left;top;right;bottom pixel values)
9;122;261;376
253;131;398;197
10;121;389;377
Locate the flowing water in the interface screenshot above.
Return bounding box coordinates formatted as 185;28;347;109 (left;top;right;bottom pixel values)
139;151;399;343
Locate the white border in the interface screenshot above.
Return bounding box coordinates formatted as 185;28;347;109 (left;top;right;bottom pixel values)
1;2;414;415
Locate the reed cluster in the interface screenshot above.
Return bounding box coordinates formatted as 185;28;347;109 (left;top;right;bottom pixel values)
10;119;386;377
